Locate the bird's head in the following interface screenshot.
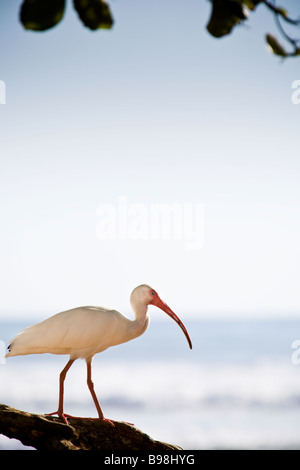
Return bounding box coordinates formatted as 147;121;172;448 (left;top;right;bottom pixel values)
130;284;192;349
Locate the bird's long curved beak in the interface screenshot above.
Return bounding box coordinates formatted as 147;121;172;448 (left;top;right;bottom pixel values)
150;296;192;349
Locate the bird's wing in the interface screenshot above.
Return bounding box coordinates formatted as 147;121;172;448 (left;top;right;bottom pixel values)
6;306;124;358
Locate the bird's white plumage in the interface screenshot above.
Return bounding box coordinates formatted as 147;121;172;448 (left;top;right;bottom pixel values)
6;305;148;360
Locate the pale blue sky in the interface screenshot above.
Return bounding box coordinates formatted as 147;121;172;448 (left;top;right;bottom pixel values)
0;0;299;319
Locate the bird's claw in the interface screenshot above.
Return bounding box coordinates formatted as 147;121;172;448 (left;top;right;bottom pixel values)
45;411;115;426
101;417;115;426
45;411;70;425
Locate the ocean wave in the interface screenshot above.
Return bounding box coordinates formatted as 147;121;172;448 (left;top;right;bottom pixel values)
1;357;300;412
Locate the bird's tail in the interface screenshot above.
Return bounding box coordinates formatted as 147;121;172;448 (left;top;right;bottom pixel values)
5;334;26;357
5;342;14;358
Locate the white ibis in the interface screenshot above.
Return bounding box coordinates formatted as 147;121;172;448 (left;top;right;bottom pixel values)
6;284;192;425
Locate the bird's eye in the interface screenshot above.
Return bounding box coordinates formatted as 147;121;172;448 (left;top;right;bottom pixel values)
151;291;155;296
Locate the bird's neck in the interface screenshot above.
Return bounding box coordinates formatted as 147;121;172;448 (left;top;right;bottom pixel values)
133;301;148;320
128;302;150;340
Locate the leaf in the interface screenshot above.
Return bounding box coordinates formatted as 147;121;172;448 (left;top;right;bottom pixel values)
73;0;113;30
242;0;263;11
20;0;66;31
265;33;287;57
276;7;289;19
206;0;248;38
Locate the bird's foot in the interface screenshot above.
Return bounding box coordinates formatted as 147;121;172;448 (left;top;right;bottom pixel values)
99;417;115;426
45;411;115;426
45;410;70;425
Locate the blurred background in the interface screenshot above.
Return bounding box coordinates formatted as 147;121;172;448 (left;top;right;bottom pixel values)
0;0;300;449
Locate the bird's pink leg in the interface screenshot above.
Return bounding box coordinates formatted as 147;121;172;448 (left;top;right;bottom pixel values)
46;358;115;426
86;359;114;426
46;359;75;425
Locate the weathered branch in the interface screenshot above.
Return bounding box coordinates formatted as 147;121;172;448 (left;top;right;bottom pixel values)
263;0;300;27
0;404;181;450
263;0;300;57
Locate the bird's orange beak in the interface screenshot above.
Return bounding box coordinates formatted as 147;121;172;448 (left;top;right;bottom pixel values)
150;295;192;349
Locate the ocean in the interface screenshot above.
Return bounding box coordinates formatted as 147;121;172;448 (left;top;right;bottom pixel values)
1;317;300;450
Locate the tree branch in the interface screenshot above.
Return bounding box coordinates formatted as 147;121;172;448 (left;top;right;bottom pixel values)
0;404;182;450
263;0;300;57
263;0;300;26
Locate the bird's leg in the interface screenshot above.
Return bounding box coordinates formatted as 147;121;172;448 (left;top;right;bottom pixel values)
86;359;104;419
86;358;114;426
46;358;75;425
46;358;115;426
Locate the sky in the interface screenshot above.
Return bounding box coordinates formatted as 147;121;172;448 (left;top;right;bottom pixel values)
0;0;299;320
